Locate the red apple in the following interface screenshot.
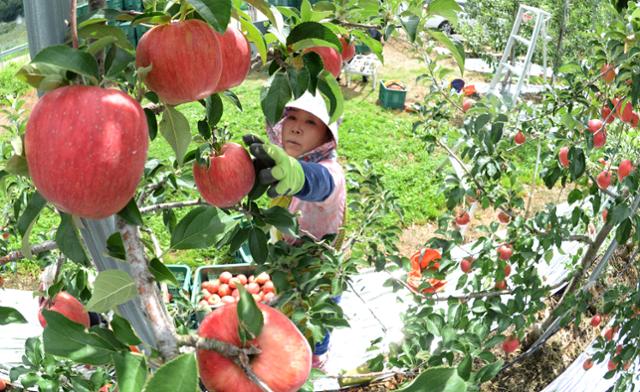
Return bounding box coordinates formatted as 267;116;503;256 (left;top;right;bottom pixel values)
514;131;525;145
262;280;275;294
497;245;512;260
213;26;251;92
455;211;470;226
305;46;342;78
596;171;611;190
504;264;511;277
618;101;634;123
604;327;616;341
38;292;90;328
590;314;601;327
608;359;618;372
631;112;640;128
587;119;603;134
593;130;606;148
255;272;270;285
262;292;275;303
601;64;616;83
497;211;511;224
502;336;519;354
218;284;231;298
197;303;312;392
136;19;222;105
618;159;633;181
208;294;221;305
221;295;236;304
25;86;148;219
602;208;608;221
202;279;220;294
236;274;248;285
246;282;260;295
460;258;473;273
602;105;614;123
559;147;570;168
583;358;593;370
0;378;6;391
616;344;622;355
340;36;355;62
495;280;507;290
462;99;475;112
193;142;255;208
219;272;233;284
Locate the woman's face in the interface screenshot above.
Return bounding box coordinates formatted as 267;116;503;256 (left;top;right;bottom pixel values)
281;108;331;157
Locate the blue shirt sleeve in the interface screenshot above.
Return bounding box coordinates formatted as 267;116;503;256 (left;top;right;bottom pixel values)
295;161;335;202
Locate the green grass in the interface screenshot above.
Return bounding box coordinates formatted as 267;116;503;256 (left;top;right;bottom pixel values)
0;59;30;101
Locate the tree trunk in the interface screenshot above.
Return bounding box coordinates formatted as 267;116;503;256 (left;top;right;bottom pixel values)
551;0;569;84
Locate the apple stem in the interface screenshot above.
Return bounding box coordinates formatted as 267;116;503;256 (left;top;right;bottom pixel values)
70;0;79;49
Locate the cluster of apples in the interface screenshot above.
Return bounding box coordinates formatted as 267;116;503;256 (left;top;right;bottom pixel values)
197;271;276;308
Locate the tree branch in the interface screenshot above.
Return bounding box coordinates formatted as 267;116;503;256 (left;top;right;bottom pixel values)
139;199;206;214
116;216;179;361
0;240;58;266
70;0;78;49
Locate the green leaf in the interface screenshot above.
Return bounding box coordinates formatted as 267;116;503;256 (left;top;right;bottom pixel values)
17;191;46;236
616;218;632;243
160;106;192;166
568;148;586;180
239;16;267;65
476;360;504;383
249;228;269;263
42;310;116;365
286;22;341;51
427;0;462;26
206;94;224;127
262;206;297;237
55;212;89;266
111;314;142;346
117;198;144;226
86;270;137;313
245;0;278;31
114;352;148;392
457;355;471;380
79;23;135;52
317;72;343;123
144;108;158;141
288;67;310;98
106;232;127;260
149;258;179;287
261;72;291;125
143;353;198;392
395;366;466;392
237;286;264;345
5;154;29;176
32;45;99;83
222;90;243;111
170;206;232;249
0;306;27;325
428;31;465;75
188;0;232;32
399;15;420;43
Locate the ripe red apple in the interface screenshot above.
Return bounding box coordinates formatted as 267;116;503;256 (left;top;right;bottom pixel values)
495;280;507;290
208;294;221;305
136;19;222;105
219;271;233;284
608;359;618;372
221;295;235;304
25;86;148;219
462;99;475;112
38;292;90;328
593;131;606;148
455;211;470;226
590;314;601;327
616;344;622;355
596;171;612;190
1;232;9;240
193;143;255;208
213;26;251;92
602;208;608;221
514;131;525;145
631;112;640;128
460;258;473;273
263;292;275;303
604;327;615;341
497;210;511;224
601;64;616;83
602;105;614;123
0;378;6;391
502;336;519;354
305;46;342;78
262;280;275;293
503;264;511;277
255;272;270;285
339;36;355;62
559;147;570;168
197;303;312;392
583;358;593;371
218;284;231;297
587;119;603;134
497;245;513;261
246;282;260;295
618;159;633;181
617;101;634;123
202;279;220;294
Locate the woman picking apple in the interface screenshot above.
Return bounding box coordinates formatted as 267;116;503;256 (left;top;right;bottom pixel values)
243;90;346;368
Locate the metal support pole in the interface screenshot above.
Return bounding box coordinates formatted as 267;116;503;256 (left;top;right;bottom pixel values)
23;0;158;348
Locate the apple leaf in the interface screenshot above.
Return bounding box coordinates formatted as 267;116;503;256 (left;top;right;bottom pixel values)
144;108;158;141
239;15;267;65
117;198;144;226
236;285;264;345
159;106;192;166
568;147;586;180
55;212;89;266
399;15;420;43
106;232;127;260
427;0;462;26
42;310;117;365
111;314;142;346
32;45;99;83
79;23;134;52
350;29;383;62
114;352;148;392
206;94;224;127
188;0;232;33
0;306;27;325
286;22;341;51
317;71;344;124
17;191;46;236
288;67;310;99
86;270;137;313
142;353;198;392
170;206;233;249
394;366;467;392
427;30;465;75
248;227;269;263
262;206;297;237
149;258;179;287
261;72;292;125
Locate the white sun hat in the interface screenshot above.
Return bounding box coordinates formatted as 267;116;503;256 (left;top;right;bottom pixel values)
285;91;339;143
